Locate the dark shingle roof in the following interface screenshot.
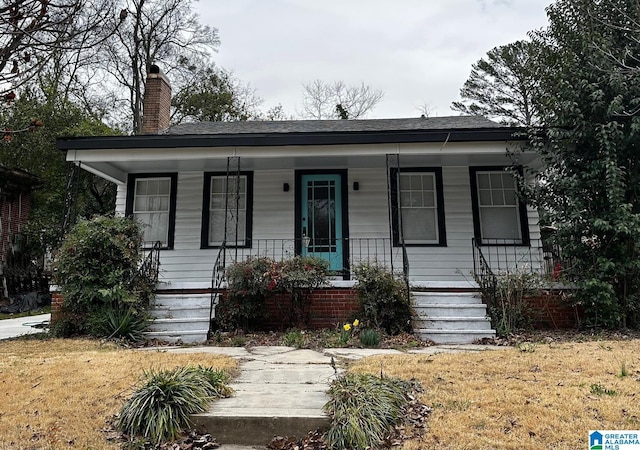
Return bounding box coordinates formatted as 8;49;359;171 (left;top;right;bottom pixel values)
163;116;503;135
57;116;524;151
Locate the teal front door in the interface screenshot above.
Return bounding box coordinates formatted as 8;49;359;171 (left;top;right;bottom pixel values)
300;174;344;272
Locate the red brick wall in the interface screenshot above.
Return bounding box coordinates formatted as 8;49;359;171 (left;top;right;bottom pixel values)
0;192;32;264
50;287;581;331
526;292;583;329
50;291;64;323
263;289;360;330
215;288;360;331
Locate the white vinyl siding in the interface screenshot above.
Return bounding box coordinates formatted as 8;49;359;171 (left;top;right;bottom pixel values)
133;177;171;247
133;166;540;287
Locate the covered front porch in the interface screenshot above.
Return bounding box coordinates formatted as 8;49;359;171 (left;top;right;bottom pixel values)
57;117;543;343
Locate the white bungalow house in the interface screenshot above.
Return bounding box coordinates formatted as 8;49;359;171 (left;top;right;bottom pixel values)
56;67;546;343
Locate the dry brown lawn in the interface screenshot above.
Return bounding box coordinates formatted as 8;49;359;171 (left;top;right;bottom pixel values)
352;339;640;450
0;338;237;450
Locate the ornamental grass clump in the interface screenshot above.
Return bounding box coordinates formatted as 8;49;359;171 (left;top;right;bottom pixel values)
116;365;232;443
323;373;411;450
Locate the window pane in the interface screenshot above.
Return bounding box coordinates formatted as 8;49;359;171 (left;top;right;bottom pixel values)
136;180;148;195
477;173;490;189
504;189;517;205
410;175;422;190
423;190;435;207
136;212;168;245
133;177;172;247
480;206;521;241
490;173;503;189
134;196;148;211
400;192;411;207
491;190;505;206
397;172;440;244
422;174;435;190
212;178;225;193
501;173;515;188
410;192;423;207
478;189;492;206
402;209;437;242
399;174;411;189
157;179;170;195
208;175;248;246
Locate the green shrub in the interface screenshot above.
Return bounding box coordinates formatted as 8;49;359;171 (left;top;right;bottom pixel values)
323;373;411;449
359;328;381;348
353;262;412;335
53;216;156;339
216;256;274;330
272;256;329;327
218;255;329;330
116;366;231;443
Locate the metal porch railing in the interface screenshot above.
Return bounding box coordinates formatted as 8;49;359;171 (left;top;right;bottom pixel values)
472;238;560;278
207;237;404;334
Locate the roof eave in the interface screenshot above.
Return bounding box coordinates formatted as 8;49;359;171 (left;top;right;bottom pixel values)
57;127;527;151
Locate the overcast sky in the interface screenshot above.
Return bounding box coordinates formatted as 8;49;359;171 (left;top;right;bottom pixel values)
193;0;553;119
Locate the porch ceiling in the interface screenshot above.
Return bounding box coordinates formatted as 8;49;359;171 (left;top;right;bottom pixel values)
67;142;539;184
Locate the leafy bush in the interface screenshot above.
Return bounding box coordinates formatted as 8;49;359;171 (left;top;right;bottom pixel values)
218;255;329;330
216;256;274;330
353;262;412;335
272;256;329;327
359;328;381;348
488;270;543;336
53;216;156;338
116;365;231;443
323;373;411;449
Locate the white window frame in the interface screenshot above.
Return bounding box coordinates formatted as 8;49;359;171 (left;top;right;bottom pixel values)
472;169;527;245
127;174;177;249
202;172;252;248
391;168;446;247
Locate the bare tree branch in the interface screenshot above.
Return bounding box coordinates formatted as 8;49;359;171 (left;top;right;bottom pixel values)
299;79;384;119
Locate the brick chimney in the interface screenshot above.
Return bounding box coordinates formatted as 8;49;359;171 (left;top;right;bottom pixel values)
141;65;171;134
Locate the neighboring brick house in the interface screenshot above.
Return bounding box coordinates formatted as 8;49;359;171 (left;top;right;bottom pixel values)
0;165;41;299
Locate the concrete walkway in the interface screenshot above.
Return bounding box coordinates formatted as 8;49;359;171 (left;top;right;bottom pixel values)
0;313;50;340
151;344;504;448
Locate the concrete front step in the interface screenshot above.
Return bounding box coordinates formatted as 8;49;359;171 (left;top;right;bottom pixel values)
144;329;208;344
414;317;493;331
412;291;482;305
413;303;488;318
150;306;212;320
152;293;212;309
411;290;495;344
416;329;496;344
150;317;210;332
147;293;212;343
